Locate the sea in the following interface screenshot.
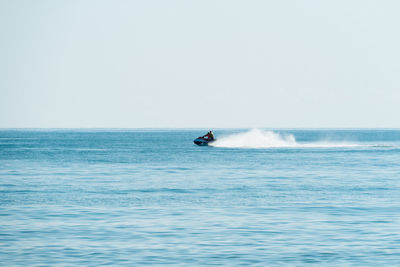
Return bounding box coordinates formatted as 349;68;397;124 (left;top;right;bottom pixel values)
1;129;400;266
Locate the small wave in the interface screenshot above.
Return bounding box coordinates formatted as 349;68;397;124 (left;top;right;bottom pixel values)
210;129;365;149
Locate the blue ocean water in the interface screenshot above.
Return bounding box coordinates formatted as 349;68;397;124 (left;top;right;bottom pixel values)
1;129;400;266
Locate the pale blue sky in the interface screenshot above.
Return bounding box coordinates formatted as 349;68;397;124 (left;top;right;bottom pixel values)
1;0;399;128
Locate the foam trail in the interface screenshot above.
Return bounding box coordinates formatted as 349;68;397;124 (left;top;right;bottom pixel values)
210;129;362;148
211;129;296;148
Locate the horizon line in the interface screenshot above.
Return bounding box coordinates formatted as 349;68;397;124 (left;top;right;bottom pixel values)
1;127;400;130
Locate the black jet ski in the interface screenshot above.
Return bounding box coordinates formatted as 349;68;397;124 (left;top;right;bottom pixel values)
193;137;215;146
194;131;216;146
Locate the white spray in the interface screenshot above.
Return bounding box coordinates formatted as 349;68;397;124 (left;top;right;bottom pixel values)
211;129;297;148
210;129;362;148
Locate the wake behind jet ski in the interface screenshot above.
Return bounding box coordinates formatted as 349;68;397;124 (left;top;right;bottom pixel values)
193;131;215;146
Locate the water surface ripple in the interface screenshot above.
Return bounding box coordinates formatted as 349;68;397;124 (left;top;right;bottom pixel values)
1;129;400;266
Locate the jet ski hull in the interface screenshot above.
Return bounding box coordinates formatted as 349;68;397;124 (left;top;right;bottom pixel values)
193;138;215;146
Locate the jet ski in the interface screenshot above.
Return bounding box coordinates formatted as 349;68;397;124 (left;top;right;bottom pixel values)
193;131;216;146
193;137;215;146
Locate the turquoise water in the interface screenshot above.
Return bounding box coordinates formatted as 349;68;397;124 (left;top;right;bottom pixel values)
1;129;400;266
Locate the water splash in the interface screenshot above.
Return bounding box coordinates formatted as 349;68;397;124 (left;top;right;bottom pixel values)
210;129;296;148
210;129;362;148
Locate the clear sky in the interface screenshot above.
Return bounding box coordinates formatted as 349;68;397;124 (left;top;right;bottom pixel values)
1;0;399;128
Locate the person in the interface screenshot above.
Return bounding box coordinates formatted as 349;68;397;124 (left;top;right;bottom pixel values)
202;131;215;141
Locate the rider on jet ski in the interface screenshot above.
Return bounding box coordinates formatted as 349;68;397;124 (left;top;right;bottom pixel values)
201;131;215;141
